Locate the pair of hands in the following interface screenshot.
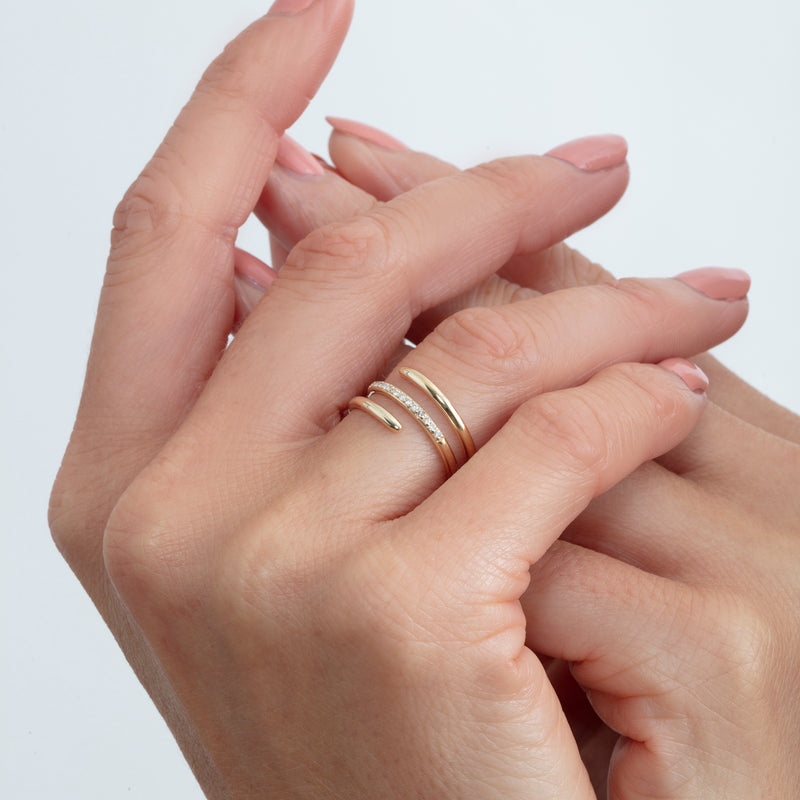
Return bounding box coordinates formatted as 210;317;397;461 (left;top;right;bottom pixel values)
49;1;800;797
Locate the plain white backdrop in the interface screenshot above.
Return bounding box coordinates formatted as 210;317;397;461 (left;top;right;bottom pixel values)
2;0;799;796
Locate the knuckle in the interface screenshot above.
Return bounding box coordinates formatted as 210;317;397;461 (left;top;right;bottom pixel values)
110;154;186;258
49;468;89;568
429;305;539;385
196;16;276;110
48;435;141;570
520;391;611;477
698;594;773;708
284;214;396;293
102;458;199;612
611;363;685;424
198;41;252;106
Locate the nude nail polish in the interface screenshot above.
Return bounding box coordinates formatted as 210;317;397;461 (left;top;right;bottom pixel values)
234;273;268;319
546;134;628;171
275;134;325;176
674;267;750;301
326;117;408;151
660;358;710;394
268;0;315;14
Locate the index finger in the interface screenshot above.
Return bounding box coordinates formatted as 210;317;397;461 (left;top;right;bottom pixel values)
85;0;353;447
52;0;353;573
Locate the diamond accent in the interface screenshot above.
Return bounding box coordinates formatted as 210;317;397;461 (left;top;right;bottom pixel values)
369;381;446;444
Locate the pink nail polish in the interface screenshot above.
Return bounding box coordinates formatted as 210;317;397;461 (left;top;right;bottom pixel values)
674;267;750;301
268;0;315;14
326;117;408;151
234;248;277;291
275;134;325;176
660;358;710;394
546;134;628;172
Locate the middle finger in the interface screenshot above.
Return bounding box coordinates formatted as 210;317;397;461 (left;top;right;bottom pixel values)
205;147;632;449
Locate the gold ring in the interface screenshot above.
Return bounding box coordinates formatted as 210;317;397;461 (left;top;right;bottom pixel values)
400;368;476;459
347;369;474;478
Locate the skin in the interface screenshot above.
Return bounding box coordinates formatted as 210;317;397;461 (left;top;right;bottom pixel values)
246;124;800;796
48;1;798;797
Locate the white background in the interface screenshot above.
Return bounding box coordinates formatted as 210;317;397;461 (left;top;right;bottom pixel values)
2;0;799;797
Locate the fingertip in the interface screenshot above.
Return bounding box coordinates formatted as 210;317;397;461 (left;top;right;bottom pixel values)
658;358;710;395
325;116;409;151
545;134;628;172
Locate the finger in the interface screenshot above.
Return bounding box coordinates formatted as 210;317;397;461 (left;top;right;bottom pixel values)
696;353;800;444
253;127;614;350
254;133;541;340
521;540;767;798
325;273;744;519
142;151;634;557
97;0;353;439
211;146;633;446
561;460;724;579
50;0;354;572
544;658;616;798
327;117;619;293
397;359;709;610
655;402;800;525
256;133;379;250
326;117;456;200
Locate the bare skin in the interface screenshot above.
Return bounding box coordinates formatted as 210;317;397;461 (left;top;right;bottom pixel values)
245;120;800;797
49;2;798;797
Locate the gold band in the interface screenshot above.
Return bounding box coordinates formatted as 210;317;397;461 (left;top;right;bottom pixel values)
347;396;403;431
347;369;474;479
400;368;476;459
368;382;458;476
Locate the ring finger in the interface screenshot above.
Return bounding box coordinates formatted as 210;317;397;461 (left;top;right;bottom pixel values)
323;270;748;519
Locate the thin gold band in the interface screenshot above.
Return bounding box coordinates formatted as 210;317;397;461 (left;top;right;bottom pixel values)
347;396;403;431
368;382;458;476
400;368;476;459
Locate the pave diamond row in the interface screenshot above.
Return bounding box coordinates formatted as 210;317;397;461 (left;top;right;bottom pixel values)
368;381;446;444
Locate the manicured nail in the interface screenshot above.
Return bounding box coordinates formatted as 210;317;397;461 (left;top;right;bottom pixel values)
268;0;315;14
660;358;709;394
234;273;268;319
326;117;408;151
546;134;628;171
275;134;325;176
234;247;276;290
674;267;750;301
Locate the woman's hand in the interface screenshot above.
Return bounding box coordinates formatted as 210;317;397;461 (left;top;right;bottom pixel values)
271;123;798;797
48;3;752;797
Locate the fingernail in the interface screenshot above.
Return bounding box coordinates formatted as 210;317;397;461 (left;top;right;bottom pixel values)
275;134;325;176
660;358;709;394
234;247;276;289
234;274;268;319
546;134;628;171
674;267;750;301
268;0;315;14
326;117;408;151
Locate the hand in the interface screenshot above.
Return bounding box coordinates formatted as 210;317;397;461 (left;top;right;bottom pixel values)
268;123;799;797
48;3;752;796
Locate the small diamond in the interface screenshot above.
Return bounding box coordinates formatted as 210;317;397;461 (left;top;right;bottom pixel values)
368;380;446;443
